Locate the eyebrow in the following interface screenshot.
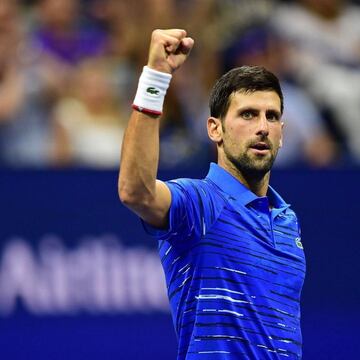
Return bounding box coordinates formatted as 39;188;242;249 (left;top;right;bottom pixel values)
237;107;282;118
266;109;282;119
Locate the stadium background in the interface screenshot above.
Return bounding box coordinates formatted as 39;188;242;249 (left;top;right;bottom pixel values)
1;0;360;359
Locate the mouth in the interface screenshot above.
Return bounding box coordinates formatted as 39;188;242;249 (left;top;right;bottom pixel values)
249;142;271;155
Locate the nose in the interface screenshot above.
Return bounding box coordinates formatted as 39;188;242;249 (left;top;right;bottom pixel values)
256;113;269;137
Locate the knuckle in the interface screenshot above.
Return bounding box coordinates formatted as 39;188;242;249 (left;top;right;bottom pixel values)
152;29;163;39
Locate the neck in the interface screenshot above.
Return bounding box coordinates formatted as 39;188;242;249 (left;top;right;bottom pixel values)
219;158;270;197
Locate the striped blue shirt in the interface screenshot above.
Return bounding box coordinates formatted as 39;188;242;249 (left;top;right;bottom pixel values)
144;163;306;359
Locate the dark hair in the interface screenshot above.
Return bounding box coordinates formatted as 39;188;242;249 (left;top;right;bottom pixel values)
209;65;283;119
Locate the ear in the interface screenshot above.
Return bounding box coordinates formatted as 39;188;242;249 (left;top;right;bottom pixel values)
279;121;284;148
207;116;223;144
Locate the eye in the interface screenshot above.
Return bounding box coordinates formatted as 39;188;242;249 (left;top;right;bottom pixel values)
266;111;280;122
241;110;255;120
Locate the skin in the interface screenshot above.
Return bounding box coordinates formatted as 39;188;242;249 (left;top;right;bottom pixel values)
119;28;283;230
119;29;194;228
208;90;284;197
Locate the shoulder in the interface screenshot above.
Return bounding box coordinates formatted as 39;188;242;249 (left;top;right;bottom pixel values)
284;207;299;223
280;206;301;236
166;177;228;229
166;177;227;205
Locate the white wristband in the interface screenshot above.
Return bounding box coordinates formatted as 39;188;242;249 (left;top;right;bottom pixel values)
132;66;172;116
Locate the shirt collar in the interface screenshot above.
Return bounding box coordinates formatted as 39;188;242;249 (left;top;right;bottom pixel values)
205;163;290;212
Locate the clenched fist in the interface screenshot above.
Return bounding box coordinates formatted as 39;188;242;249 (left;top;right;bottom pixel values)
147;29;194;74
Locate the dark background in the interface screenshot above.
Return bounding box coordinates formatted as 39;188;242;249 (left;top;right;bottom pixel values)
1;167;359;359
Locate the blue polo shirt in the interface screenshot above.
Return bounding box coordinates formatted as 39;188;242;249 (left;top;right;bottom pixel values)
144;163;306;359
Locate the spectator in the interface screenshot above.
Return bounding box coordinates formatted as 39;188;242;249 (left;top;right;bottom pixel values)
272;0;360;163
0;0;114;168
52;57;127;168
0;0;67;167
31;0;108;65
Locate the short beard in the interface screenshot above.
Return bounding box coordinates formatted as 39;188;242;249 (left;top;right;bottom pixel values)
224;143;277;180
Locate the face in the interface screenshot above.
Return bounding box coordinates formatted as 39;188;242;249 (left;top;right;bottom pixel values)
40;0;79;27
209;90;283;177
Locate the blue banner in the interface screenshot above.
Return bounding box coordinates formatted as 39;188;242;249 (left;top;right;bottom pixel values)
1;168;359;359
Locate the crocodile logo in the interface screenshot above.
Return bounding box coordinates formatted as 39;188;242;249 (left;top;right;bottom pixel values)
146;87;160;96
295;237;303;250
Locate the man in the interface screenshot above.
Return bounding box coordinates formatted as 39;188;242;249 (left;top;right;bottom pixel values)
119;29;305;359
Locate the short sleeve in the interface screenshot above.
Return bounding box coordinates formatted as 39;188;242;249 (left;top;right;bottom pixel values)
142;179;204;244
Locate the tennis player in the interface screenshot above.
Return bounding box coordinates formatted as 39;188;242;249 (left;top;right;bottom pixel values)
119;29;305;359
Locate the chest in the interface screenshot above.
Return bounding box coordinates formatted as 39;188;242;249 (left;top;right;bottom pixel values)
196;204;306;296
211;201;304;258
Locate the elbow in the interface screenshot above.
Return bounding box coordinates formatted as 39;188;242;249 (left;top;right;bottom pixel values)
118;187;128;205
118;182;153;210
118;184;135;207
119;190;138;208
118;175;134;205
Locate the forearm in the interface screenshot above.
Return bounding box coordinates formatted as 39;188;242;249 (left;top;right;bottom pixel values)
118;29;194;225
118;62;172;209
119;109;160;207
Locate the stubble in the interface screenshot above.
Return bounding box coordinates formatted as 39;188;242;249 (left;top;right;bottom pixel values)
223;139;278;179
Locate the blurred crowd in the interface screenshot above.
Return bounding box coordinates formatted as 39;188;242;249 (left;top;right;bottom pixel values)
0;0;360;170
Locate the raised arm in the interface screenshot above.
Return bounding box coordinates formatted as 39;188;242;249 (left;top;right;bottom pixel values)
118;29;194;228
